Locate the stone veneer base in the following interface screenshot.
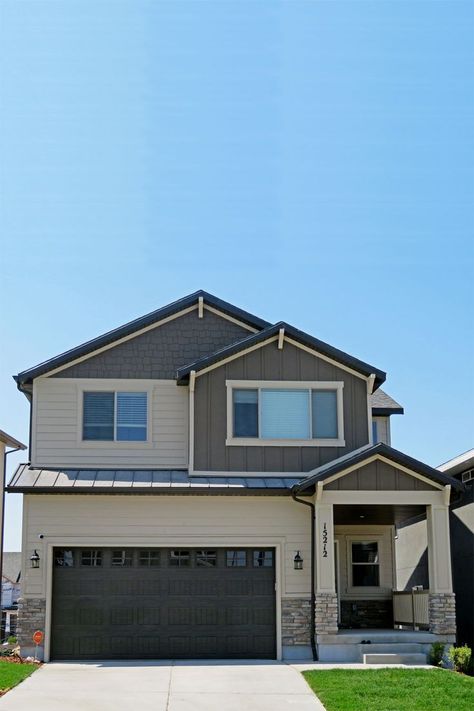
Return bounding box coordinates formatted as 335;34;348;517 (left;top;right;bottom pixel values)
315;592;338;635
429;592;456;635
17;597;46;660
281;598;312;647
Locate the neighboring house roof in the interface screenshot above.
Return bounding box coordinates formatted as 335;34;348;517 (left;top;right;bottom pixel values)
14;290;271;390
177;321;386;389
371;389;404;416
7;465;302;496
438;449;474;477
1;552;21;584
293;442;464;493
0;430;26;450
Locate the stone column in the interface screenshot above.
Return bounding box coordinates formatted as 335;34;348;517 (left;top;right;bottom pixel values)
314;502;338;634
427;504;456;635
17;597;46;659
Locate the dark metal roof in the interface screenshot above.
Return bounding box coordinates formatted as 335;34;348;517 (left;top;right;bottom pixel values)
293;443;464;493
371;389;404;416
14;291;271;389
7;464;302;495
177;321;386;388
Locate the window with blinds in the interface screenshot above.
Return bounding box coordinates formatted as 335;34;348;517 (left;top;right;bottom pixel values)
232;386;339;441
83;391;147;442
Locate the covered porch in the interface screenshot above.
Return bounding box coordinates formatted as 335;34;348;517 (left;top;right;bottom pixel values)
293;443;462;663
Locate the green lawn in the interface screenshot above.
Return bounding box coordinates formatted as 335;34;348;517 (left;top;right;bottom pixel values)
302;668;474;711
0;660;37;694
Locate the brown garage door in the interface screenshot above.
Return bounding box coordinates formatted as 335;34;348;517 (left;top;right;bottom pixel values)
51;547;276;659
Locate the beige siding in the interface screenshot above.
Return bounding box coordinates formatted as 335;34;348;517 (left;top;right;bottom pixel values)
373;416;390;445
395;518;429;590
335;525;394;600
32;378;188;469
21;494;311;600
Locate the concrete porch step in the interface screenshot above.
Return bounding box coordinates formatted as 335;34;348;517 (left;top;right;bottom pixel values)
358;643;424;654
363;653;427;665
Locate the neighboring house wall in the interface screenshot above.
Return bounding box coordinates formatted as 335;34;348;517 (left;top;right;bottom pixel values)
372;417;390;445
193;340;370;473
32;378;188;469
51;308;250;380
1;580;21;608
450;483;474;647
394;517;429;590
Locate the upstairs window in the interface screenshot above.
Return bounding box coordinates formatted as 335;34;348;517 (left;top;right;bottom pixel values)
228;382;343;445
83;391;147;442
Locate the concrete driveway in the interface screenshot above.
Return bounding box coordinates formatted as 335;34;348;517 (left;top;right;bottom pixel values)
0;660;325;711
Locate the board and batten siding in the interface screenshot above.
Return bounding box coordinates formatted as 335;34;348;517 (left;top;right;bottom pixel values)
21;494;311;600
32;378;188;469
193;340;370;473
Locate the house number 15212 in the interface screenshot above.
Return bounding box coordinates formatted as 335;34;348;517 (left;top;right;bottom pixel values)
322;522;328;558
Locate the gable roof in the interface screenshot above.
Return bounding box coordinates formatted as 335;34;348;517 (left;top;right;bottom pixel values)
177;321;386;388
292;442;464;493
371;389;404;415
14;291;270;390
438;449;474;477
0;430;26;450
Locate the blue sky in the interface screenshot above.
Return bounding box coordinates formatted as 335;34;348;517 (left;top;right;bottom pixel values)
1;1;473;550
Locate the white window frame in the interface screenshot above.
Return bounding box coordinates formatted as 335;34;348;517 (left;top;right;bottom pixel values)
225;380;345;447
347;536;382;593
77;382;153;448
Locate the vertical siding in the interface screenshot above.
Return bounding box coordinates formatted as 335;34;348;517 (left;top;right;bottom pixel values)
32;378;188;468
325;461;436;491
194;340;370;473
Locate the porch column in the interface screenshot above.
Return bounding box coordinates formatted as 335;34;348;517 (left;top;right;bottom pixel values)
314;502;338;635
427;504;456;636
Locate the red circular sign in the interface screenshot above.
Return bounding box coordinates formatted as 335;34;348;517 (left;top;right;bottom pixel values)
32;630;44;645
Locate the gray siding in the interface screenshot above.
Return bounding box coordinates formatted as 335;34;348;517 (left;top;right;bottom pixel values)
194;340;369;473
53;309;249;380
325;460;435;491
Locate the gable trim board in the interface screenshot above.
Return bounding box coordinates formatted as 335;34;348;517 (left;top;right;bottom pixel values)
177;323;386;389
14;291;269;390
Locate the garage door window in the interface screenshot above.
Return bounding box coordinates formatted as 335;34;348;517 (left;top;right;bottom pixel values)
226;550;247;567
54;550;74;568
81;550;102;567
253;551;273;567
196;550;217;567
169;550;190;567
112;550;132;567
139;550;160;567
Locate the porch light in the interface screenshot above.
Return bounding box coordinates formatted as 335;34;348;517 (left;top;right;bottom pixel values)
294;551;303;570
30;550;40;569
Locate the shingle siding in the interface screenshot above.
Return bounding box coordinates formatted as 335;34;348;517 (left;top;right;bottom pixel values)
52;309;250;380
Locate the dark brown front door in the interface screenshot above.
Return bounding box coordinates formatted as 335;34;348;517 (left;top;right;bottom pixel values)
51;547;276;659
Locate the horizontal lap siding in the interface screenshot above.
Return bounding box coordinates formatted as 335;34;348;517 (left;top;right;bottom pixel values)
194;341;369;473
22;495;311;600
32;379;188;468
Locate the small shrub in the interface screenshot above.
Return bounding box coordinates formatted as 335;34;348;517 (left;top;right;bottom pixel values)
448;645;472;674
429;642;445;666
7;636;17;645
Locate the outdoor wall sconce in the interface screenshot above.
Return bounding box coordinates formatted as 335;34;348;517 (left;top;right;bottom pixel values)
30;550;40;569
294;551;303;570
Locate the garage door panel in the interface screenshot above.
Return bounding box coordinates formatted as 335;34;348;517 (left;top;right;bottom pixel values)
51;547;276;660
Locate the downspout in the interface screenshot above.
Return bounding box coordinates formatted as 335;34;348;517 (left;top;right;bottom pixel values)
291;488;318;661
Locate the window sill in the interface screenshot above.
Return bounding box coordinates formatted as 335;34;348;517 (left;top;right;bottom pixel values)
225;437;345;447
77;440;153;449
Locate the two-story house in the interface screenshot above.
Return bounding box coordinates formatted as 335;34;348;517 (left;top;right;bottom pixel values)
8;291;462;663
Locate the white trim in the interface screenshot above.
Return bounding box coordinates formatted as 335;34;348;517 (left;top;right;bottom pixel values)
225;380;345;448
202;304;259;333
321;490;446;505
278;328;285;350
192;333;372;384
189;372;196;475
320;454;445;491
443;484;451;506
75;382;153;449
367;379;374;446
198;297;204;319
43;539;283;662
346;535;382;595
